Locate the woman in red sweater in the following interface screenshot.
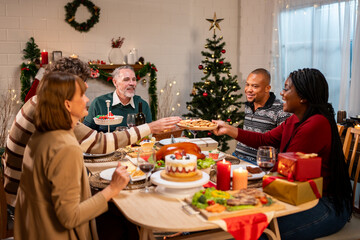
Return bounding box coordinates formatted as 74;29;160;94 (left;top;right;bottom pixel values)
213;68;352;239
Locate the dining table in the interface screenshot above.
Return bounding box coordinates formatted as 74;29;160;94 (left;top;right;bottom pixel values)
84;145;319;240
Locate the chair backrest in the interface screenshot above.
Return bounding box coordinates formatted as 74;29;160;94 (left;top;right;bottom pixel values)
343;127;360;213
337;124;344;136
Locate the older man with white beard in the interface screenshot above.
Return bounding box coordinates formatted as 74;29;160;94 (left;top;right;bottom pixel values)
84;65;152;132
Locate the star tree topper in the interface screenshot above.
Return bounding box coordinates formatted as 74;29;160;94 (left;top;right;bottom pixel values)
206;12;224;34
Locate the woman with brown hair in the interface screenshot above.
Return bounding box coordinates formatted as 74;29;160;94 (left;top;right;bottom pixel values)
14;72;130;240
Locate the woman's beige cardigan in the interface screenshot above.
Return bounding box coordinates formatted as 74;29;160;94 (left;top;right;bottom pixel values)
15;129;108;240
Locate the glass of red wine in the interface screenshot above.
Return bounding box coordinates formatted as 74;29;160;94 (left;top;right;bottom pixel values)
137;148;156;193
256;146;276;175
127;113;136;128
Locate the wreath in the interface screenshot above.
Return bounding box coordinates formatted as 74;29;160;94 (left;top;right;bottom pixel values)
65;0;100;32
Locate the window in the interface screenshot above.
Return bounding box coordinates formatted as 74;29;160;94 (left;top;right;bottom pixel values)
277;0;358;113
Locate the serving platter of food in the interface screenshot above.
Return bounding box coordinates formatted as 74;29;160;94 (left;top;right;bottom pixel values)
185;188;284;220
93;113;123;126
177;119;218;131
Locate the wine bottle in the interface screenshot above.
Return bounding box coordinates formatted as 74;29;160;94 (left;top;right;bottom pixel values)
135;102;146;126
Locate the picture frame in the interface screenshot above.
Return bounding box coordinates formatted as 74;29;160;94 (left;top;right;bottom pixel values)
52;51;62;62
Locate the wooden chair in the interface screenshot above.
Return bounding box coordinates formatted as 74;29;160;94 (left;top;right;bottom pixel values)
343;127;360;213
0;177;14;239
337;124;344;136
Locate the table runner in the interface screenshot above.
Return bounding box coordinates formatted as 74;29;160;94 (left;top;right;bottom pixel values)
210;211;274;240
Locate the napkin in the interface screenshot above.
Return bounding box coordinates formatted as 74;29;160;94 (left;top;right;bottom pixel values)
203;181;216;188
210;212;274;240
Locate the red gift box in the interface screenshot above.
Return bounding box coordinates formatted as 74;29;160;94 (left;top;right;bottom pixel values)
277;152;321;181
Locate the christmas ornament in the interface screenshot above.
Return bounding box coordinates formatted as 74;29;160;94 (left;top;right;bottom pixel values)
205;80;210;85
203;92;208;97
207;132;212;136
205;44;208;48
211;54;215;58
191;87;197;95
223;86;228;91
203;69;208;74
219;61;224;65
227;118;231;122
65;0;100;33
221;49;226;53
198;64;204;70
206;12;224;34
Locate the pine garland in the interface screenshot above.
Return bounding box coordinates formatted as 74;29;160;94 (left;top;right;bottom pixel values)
23;37;40;62
20;63;37;103
65;0;100;33
90;62;158;120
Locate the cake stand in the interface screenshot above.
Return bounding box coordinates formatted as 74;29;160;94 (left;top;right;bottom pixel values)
93;100;123;132
150;170;210;199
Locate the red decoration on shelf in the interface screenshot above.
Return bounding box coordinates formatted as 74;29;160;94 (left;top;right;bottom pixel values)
227;118;231;122
219;61;224;65
41;50;48;64
203;92;208;97
221;49;226;53
198;64;204;70
207;132;212;136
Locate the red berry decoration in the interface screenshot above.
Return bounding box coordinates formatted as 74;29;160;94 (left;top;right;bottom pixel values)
198;65;204;70
227;118;231;122
207;132;212;136
203;92;208;97
221;49;226;53
219;61;224;65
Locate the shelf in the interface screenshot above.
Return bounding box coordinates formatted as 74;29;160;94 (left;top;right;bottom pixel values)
90;64;144;73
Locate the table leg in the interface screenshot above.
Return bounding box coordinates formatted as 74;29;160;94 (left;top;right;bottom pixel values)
139;227;156;240
266;217;281;240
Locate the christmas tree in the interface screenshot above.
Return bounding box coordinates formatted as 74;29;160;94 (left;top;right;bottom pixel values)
184;13;244;152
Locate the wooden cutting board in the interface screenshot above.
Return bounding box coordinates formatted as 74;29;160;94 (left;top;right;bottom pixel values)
184;194;285;221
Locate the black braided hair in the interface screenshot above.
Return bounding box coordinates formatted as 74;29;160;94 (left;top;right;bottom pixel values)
289;68;352;215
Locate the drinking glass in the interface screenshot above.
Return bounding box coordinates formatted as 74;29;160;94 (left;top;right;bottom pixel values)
137;148;156;193
256;146;276;174
127;113;136;128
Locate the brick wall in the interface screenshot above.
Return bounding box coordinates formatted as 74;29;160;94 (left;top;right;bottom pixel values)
0;0;274;153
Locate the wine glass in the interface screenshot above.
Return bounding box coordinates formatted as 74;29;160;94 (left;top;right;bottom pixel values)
137;147;156;193
256;146;276;175
127;113;136;128
189;130;197;139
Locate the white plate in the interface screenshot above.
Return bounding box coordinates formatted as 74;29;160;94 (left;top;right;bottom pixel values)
150;170;209;189
159;138;189;145
93;116;124;126
201;151;225;161
155;185;203;199
99;167;146;182
231;164;265;180
83;151;115;158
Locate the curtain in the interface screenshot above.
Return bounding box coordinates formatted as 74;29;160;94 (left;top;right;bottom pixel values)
348;2;360;116
270;0;358;115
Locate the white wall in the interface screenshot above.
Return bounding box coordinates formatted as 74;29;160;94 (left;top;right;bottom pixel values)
0;0;273;153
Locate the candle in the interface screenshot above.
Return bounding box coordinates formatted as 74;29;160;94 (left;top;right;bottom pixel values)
41;50;48;64
216;160;231;191
232;167;248;190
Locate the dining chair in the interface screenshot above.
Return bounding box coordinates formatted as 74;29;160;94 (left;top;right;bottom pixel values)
342;127;360;213
337;124;344;136
0;177;14;239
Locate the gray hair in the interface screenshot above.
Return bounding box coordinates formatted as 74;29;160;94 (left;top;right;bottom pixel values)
111;65;135;80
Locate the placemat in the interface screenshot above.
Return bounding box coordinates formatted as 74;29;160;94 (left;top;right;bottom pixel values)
89;172;148;190
84;149;127;163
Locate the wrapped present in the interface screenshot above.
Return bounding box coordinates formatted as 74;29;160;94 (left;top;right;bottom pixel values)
187;138;218;151
277;152;321;181
262;173;322;205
